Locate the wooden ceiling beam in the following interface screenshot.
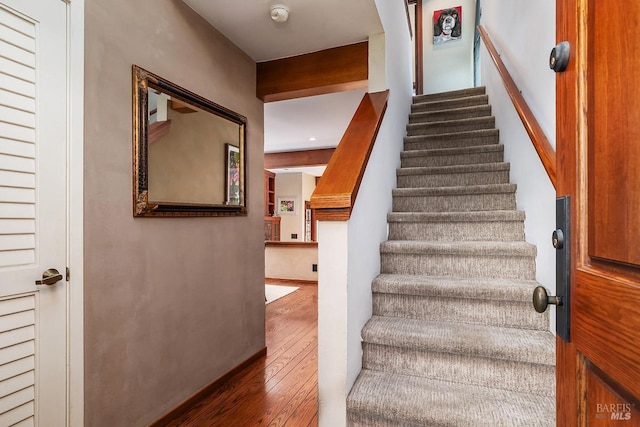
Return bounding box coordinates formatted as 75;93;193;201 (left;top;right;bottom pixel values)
264;148;335;169
257;42;368;102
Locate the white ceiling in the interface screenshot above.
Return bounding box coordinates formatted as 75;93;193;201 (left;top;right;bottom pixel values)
265;89;366;176
182;0;383;62
264;89;367;153
181;0;383;176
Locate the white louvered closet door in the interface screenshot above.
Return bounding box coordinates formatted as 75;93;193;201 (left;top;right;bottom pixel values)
0;1;68;426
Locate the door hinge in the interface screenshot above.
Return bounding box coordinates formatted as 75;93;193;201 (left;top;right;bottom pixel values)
66;267;70;281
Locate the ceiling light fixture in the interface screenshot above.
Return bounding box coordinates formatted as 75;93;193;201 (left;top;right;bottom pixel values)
270;4;289;23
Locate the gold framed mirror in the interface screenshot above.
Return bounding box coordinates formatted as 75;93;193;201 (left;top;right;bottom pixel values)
132;65;247;217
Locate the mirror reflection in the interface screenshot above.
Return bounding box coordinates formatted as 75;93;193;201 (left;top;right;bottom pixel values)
133;65;247;217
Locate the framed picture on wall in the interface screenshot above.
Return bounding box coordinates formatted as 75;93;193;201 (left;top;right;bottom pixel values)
224;144;240;205
277;197;297;215
433;6;462;45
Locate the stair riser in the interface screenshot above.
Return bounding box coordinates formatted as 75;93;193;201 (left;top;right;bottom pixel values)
380;253;536;279
397;170;510;188
407;119;495;136
409;106;491;123
388;220;524;241
373;294;546;330
362;344;555;397
392;193;516;212
348;414;422;427
413;87;486;103
402;151;503;168
404;133;499;150
412;95;489;113
347;370;556;427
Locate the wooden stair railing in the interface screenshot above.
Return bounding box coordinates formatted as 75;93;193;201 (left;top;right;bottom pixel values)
310;90;390;220
478;25;557;188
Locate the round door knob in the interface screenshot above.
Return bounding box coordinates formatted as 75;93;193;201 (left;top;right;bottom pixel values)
552;229;564;249
532;286;562;313
550;41;570;72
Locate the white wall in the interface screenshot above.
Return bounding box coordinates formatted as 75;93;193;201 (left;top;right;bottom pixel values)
480;0;557;330
265;245;318;281
423;0;476;94
317;0;413;425
317;221;349;426
347;0;413;390
276;172;303;241
69;0;84;424
275;172;317;241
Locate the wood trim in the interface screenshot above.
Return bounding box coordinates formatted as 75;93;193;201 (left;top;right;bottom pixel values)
169;100;197;114
264;148;335;169
404;0;413;39
478;25;557;188
310;90;389;220
265;241;318;248
415;0;424;95
314;208;351;221
149;347;267;427
257;42;368;102
555;0;580;424
265;277;318;286
556;336;580;427
148;120;171;145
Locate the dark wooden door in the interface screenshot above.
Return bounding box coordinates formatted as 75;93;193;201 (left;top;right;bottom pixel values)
557;0;640;425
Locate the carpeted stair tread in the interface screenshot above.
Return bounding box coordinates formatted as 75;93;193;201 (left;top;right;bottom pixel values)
392;185;516;213
412;94;489;113
397;162;510;177
404;128;500;151
407;116;496;136
380;241;537;279
392;183;516;197
409;104;492;123
386;209;525;241
413;86;486;103
348;87;555;426
380;240;536;257
401;144;503;159
361;316;554;365
372;274;538;302
371;279;548;330
347;370;555;427
401;145;504;168
396;162;511;188
387;210;524;223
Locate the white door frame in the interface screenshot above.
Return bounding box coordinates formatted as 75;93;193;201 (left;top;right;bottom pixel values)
67;0;84;425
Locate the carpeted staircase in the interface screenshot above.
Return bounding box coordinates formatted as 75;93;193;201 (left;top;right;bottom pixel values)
346;87;556;426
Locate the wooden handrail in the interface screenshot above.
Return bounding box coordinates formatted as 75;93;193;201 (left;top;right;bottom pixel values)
310;90;390;220
404;1;413;39
478;25;557;188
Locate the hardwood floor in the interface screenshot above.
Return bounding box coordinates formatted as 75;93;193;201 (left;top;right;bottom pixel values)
166;280;318;426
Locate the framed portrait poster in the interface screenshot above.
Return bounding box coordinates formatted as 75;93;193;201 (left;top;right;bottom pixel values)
433;6;462;45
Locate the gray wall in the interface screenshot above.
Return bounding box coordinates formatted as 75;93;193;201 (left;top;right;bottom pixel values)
84;1;265;425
